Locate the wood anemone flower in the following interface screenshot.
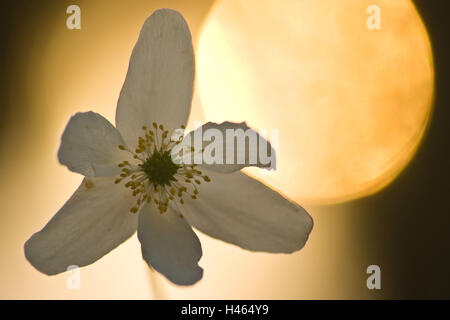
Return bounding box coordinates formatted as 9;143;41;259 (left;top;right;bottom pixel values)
24;9;313;286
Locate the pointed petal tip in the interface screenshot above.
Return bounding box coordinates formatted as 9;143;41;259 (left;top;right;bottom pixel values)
182;170;314;254
175;266;204;286
57;111;129;177
151;8;184;17
116;7;194;147
285;209;314;254
144;259;204;286
24;234;60;276
137;205;204;286
24;176;139;277
143;8;191;37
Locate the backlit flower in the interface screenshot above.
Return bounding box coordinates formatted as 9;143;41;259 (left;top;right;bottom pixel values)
24;9;313;286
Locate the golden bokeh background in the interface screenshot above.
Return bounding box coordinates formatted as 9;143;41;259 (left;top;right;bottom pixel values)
0;0;437;299
198;0;434;204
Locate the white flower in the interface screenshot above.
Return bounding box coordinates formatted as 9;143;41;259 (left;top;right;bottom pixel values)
24;9;313;286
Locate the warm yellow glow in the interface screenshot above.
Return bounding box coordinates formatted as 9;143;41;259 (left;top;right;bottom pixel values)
3;0;428;299
197;0;434;204
0;0;214;300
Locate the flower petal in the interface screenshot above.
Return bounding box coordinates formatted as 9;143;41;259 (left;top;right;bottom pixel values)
24;177;138;275
182;169;313;253
116;9;195;149
58;111;133;177
137;204;203;286
172;121;276;173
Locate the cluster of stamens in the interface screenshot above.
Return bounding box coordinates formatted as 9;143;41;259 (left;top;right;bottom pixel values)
114;122;210;215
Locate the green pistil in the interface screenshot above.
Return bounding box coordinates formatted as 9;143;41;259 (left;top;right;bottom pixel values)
140;149;180;188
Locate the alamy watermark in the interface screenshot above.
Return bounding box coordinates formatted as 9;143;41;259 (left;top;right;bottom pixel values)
66;5;81;30
366;265;381;290
366;5;381;30
66;265;81;290
170;121;279;171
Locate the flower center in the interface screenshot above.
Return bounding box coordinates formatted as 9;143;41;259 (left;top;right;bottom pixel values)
141;149;180;188
114;122;210;215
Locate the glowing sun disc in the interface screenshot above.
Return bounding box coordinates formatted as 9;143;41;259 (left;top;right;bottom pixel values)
197;0;434;204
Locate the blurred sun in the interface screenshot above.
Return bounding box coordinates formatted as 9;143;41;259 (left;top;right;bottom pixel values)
197;0;434;204
0;0;435;300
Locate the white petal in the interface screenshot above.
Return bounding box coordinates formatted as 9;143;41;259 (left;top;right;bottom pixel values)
182;169;313;253
173;121;276;173
116;9;195;149
24;177;138;275
137;204;203;286
58;112;133;177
